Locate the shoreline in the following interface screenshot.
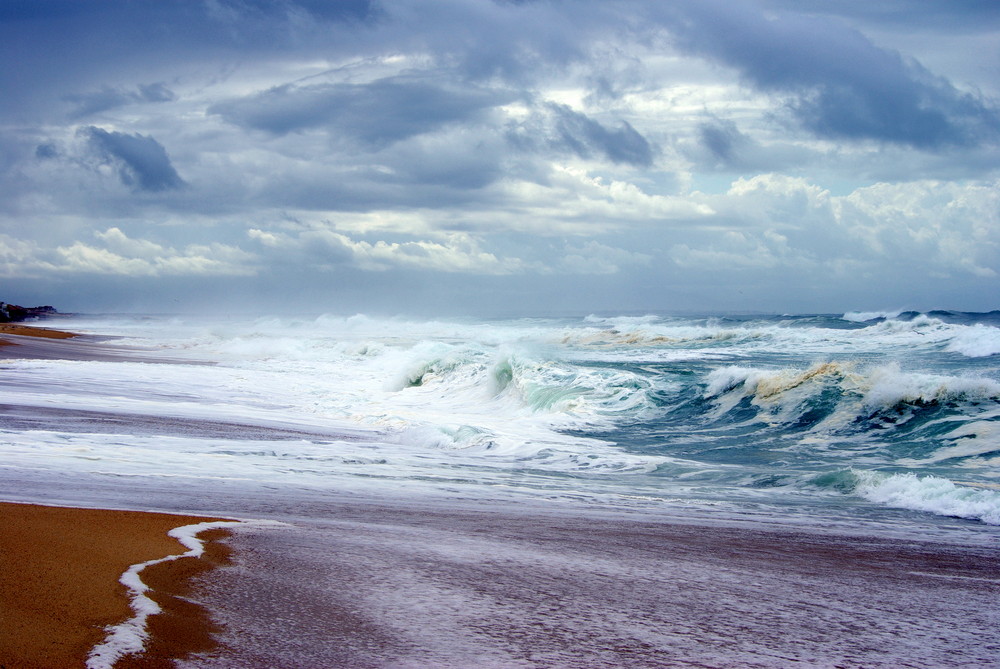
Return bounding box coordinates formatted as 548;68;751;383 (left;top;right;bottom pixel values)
0;322;78;340
0;321;215;364
176;494;1000;667
3;316;999;665
0;502;236;669
4;482;1000;666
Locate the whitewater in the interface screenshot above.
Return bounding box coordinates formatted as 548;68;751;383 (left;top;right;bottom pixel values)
4;310;1000;533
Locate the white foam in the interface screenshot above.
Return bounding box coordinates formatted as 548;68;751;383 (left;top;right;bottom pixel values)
842;310;903;322
862;364;1000;410
854;472;1000;525
86;520;248;669
706;362;1000;409
945;324;1000;357
897;419;1000;465
10;312;1000;528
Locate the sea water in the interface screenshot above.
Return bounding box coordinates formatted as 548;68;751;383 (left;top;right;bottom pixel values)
4;310;1000;666
3;310;1000;541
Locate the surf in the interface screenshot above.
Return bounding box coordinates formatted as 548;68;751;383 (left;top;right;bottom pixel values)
3;310;999;528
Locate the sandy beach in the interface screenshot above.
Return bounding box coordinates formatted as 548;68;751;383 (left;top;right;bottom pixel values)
0;323;194;363
0;323;77;340
0;324;235;668
3;491;1000;668
0;503;233;669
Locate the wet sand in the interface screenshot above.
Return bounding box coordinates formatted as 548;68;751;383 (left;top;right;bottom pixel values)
0;323;77;339
0;503;233;669
3;491;999;669
189;498;1000;668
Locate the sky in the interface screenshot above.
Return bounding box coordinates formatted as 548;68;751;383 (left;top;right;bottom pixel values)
2;0;999;316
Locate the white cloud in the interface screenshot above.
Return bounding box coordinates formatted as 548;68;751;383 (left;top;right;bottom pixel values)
248;227;525;275
55;228;255;277
838;180;1000;277
494;166;714;235
670;229;801;270
95;227;168;259
0;235;60;278
559;241;653;274
671;176;999;280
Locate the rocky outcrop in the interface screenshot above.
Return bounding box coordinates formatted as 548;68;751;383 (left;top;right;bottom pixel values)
0;302;58;323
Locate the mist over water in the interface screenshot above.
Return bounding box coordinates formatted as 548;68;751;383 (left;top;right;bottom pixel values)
3;310;1000;537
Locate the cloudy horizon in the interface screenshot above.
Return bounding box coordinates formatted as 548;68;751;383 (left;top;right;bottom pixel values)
2;0;998;316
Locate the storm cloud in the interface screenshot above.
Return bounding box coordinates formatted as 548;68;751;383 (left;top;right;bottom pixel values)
82;127;184;192
659;1;1000;147
1;0;998;315
211;76;516;147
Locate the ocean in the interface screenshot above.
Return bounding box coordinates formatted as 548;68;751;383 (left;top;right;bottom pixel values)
3;310;1000;666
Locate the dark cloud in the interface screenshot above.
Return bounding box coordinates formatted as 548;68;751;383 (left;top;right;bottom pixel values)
549;104;656;167
790;74;998;148
699;120;745;163
35;143;58;159
66;88;135;117
658;1;1000;148
428;3;591;84
507;103;656;167
210;76;516;148
761;0;1000;33
137;83;175;103
64;83;175;118
684;118;814;174
83;126;184;192
251;156;507;214
0;0;375;122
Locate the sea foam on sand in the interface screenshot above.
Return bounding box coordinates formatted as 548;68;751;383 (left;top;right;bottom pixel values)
86;520;250;669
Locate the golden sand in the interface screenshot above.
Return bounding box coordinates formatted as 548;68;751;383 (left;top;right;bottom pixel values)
0;323;77;340
0;503;234;669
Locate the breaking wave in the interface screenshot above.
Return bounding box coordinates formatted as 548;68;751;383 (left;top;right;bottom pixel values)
814;470;1000;525
703;362;1000;430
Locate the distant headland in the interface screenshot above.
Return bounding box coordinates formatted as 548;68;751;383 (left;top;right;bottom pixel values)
0;302;58;323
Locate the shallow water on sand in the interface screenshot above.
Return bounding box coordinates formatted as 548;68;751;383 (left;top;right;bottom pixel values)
188;499;1000;668
6;469;998;668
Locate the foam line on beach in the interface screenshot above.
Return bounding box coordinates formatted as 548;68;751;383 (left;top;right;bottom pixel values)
908;571;1000;584
86;520;247;669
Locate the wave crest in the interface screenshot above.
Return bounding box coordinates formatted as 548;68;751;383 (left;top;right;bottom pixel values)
702;362;1000;440
853;471;1000;525
945;324;1000;357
